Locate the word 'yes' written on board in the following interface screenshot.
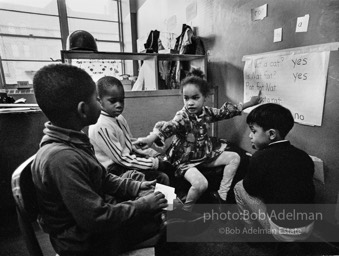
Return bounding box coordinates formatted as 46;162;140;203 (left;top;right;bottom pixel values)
243;49;330;126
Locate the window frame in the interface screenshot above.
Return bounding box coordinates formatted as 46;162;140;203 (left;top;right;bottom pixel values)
0;0;123;88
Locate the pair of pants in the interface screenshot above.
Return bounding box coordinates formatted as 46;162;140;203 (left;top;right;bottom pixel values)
107;163;170;185
141;170;170;185
234;180;314;242
234;180;271;231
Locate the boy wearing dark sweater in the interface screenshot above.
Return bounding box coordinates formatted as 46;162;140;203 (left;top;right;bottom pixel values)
31;64;168;256
234;103;315;242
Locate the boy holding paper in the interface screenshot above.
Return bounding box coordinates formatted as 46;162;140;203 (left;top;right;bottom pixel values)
31;64;169;255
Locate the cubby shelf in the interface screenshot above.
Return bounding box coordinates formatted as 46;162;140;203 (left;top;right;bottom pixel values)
61;50;207;90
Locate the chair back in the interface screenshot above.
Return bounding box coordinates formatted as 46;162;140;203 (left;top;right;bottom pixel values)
11;154;44;256
11;155;154;256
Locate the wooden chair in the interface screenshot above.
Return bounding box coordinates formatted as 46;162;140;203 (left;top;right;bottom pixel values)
11;155;156;256
11;154;45;256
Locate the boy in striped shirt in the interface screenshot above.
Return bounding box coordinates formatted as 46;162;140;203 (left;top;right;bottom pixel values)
89;76;170;185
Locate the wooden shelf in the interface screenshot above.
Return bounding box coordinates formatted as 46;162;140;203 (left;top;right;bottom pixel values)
61;51;207;90
61;50;206;62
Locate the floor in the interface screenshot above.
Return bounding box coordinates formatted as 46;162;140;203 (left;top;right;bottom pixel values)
1;207;339;256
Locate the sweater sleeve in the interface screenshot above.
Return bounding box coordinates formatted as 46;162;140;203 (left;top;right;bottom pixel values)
205;102;242;122
44;150;150;233
92;125;158;171
151;110;187;147
103;171;141;198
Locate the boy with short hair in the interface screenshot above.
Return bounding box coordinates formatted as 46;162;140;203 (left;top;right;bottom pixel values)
234;103;315;242
31;64;168;255
88;76;170;185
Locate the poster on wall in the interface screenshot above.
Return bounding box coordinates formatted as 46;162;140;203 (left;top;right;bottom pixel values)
70;59;122;83
243;47;331;126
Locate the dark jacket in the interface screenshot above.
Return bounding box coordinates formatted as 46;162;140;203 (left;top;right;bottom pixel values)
243;141;315;227
31;122;149;255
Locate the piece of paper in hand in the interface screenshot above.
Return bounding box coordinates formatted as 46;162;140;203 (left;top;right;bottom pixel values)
154;183;176;211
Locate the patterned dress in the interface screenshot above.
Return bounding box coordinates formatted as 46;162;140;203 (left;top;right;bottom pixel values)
152;102;243;177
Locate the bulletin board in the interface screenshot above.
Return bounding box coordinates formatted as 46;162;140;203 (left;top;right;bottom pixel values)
70;59;122;82
242;43;339;126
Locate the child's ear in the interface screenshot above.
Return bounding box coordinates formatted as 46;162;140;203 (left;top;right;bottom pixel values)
97;97;102;105
77;101;87;119
268;129;277;140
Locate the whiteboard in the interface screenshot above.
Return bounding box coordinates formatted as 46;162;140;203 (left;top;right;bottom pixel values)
243;48;330;126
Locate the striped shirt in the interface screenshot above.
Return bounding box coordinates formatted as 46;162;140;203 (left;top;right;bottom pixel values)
89;111;158;170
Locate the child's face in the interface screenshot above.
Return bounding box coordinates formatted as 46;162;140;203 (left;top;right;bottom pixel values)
182;83;206;115
248;123;271;150
100;85;125;117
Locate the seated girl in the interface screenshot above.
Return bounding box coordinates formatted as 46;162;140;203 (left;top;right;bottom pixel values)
134;69;262;213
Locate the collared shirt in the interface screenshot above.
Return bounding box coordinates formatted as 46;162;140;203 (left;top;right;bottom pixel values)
269;139;288;146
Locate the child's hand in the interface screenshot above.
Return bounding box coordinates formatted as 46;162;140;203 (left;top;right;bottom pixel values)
132;137;153;149
140;179;156;190
243;90;263;109
251;90;263;106
132;145;149;157
142;191;168;211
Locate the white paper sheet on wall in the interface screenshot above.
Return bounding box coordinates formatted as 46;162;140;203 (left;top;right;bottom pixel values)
273;28;282;42
242;43;339;126
251;4;268;21
296;14;310;33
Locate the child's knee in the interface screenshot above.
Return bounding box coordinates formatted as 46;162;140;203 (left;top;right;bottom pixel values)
191;176;208;192
220;151;241;167
197;177;208;192
233;180;244;195
231;152;241;165
226;152;241;170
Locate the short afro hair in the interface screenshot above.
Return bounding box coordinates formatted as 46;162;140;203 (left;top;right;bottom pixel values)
33;64;95;123
96;76;123;99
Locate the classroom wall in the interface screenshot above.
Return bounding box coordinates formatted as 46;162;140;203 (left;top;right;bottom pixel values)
123;90;214;139
0;111;47;216
135;0;339;222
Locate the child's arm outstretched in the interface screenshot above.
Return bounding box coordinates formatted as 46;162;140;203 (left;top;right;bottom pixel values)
240;90;262;110
208;90;262;122
133;132;159;150
90;125;160;170
133;121;168;150
133;111;188;150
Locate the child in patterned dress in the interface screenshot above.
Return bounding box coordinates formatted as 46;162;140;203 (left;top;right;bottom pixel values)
134;69;262;212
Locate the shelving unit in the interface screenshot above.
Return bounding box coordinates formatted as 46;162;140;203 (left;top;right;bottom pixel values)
61;50;207;90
